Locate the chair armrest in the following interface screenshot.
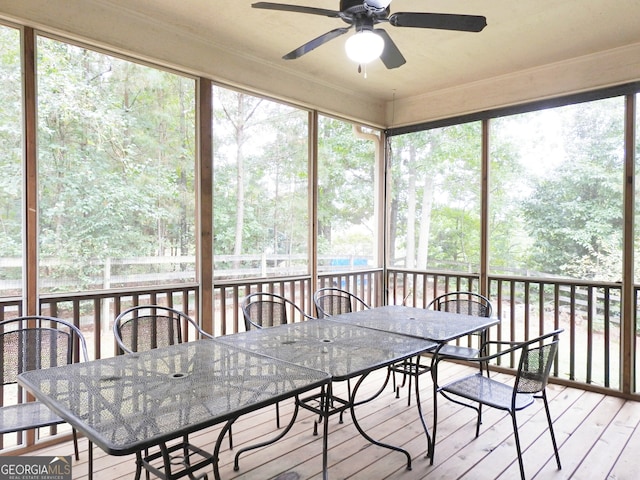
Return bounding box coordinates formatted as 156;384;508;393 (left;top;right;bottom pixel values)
469;329;564;363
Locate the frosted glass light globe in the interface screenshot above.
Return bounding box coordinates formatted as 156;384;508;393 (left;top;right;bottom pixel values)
365;0;392;10
345;30;384;64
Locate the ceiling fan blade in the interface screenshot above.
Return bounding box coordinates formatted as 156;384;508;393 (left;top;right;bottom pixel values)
374;29;406;69
389;12;487;32
283;28;351;60
252;2;341;18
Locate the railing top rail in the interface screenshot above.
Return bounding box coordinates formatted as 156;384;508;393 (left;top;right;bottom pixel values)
387;267;480;277
387;268;622;289
488;274;621;289
38;283;200;302
213;275;312;288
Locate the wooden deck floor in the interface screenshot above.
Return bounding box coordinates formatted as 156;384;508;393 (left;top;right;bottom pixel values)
23;362;640;480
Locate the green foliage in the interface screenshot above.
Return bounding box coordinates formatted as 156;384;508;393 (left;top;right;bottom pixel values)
212;87;309;266
389;122;483;270
317;117;375;256
0;27;22;261
521;99;624;280
34;37;196;290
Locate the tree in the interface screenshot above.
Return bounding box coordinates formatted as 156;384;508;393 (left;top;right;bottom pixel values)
35;38;196;290
0;27;22;267
521;98;624;280
317;117;375;258
213;88;310;275
389;122;483;270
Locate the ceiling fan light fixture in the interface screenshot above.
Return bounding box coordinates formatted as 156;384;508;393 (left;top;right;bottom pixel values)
365;0;392;11
345;30;384;64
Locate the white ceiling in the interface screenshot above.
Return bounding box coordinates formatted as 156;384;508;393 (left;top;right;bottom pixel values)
102;0;640;101
2;0;640;127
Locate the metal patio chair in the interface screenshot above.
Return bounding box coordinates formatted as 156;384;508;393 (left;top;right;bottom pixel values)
0;316;88;461
114;305;219;480
427;291;493;363
393;291;494;405
242;291;314;331
313;287;370;319
113;304;213;354
434;329;563;479
242;292;314;428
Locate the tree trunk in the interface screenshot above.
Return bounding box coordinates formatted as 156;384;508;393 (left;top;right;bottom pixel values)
405;144;417;268
417;175;434;269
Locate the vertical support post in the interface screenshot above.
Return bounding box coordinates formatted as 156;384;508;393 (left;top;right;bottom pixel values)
622;93;636;394
22;25;38;449
480;119;490;298
309;110;319;313
24;27;37;317
354;125;385;307
198;78;214;335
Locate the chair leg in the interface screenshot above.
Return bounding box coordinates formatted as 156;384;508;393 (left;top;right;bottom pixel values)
475;404;483;437
394;365;409;399
431;377;438;465
72;428;79;461
275;402;280;429
144;448;151;480
134;451;144;480
541;391;562;469
510;412;526;480
87;440;93;480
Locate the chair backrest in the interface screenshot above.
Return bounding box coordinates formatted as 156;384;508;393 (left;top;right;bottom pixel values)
114;305;211;354
0;316;88;386
242;292;312;330
427;291;493;318
313;287;370;319
515;329;562;395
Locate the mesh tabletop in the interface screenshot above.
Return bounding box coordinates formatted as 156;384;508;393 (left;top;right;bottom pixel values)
17;340;330;456
216;319;436;381
331;305;500;342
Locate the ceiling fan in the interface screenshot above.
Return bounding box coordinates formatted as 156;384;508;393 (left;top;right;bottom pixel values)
252;0;487;69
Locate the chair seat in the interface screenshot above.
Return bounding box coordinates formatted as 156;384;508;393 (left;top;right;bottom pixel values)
436;344;479;359
440;373;534;411
0;402;64;434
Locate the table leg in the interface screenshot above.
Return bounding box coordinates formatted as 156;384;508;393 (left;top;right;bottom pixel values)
349;371;412;470
322;386;330;480
233;400;301;472
430;345;444;465
411;355;432;458
214;418;236;480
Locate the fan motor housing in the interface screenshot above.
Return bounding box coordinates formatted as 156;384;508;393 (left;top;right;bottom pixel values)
341;0;389;17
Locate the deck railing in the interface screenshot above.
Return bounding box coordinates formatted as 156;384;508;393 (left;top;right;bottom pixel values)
387;268;635;395
2;265;638;453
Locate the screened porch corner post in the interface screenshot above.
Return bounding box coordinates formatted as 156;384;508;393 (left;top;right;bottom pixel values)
479;118;490;299
621;93;636;395
309;109;319;308
198;76;214;336
24;26;37;317
23;25;38;452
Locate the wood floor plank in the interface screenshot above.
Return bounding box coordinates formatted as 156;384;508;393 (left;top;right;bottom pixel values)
608;404;640;480
570;398;640;479
534;394;625;480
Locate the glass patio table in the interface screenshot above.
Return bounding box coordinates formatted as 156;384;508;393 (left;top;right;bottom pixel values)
330;305;501;460
216;318;437;474
329;305;500;343
17;339;330;480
